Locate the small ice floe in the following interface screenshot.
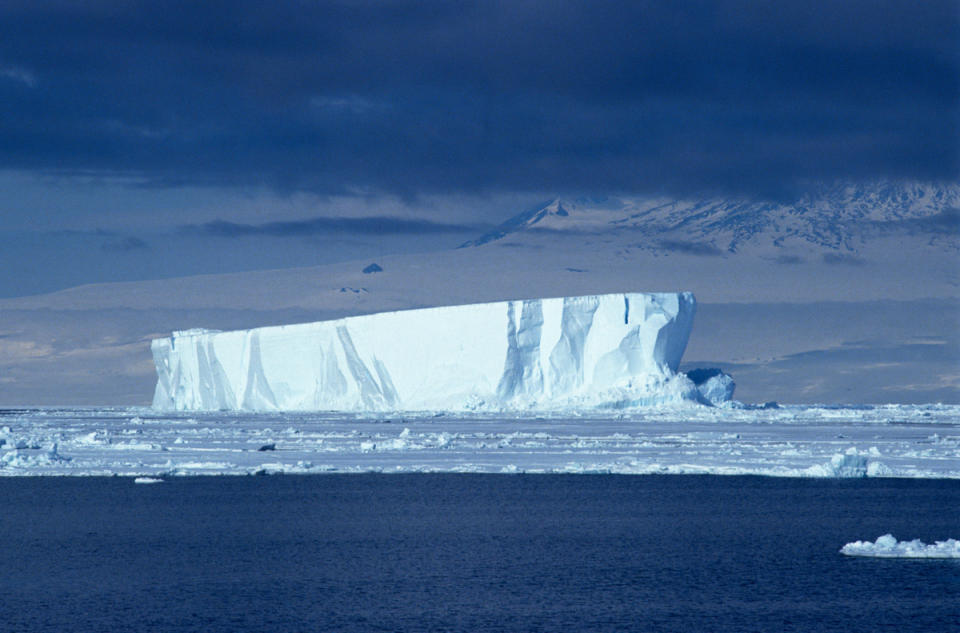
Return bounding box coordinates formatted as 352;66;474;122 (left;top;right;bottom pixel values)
841;534;960;558
133;477;164;484
804;447;893;477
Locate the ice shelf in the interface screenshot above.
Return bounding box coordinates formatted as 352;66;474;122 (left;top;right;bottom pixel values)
151;292;698;411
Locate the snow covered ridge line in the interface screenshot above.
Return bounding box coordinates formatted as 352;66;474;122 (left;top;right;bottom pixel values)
152;292;722;412
841;535;960;558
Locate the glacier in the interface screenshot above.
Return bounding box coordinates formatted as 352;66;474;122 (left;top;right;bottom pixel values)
151;292;699;412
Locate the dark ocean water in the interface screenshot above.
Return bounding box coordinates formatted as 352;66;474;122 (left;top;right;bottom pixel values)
1;475;958;633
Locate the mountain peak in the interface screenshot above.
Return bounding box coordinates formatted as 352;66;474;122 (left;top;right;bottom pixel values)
459;198;570;247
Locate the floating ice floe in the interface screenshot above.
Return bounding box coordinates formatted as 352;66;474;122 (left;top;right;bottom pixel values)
133;477;164;484
841;534;960;558
803;447;893;478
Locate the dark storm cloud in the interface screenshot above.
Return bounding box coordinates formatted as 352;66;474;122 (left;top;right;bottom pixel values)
871;207;960;235
774;255;804;265
100;235;149;252
48;228;150;251
656;240;725;257
0;1;956;198
822;253;865;266
180;216;483;237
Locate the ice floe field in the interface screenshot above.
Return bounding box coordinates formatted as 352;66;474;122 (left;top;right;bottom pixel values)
2;404;957;478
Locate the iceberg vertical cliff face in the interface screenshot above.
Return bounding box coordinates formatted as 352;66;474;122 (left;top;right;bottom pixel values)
151;292;697;411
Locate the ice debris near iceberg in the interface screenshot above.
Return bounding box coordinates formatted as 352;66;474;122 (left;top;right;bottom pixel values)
686;368;736;407
841;534;960;558
152;292;713;412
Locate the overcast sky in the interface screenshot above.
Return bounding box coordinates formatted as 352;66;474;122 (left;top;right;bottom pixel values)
1;1;957;297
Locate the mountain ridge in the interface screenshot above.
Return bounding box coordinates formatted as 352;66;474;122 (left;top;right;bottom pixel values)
461;181;960;254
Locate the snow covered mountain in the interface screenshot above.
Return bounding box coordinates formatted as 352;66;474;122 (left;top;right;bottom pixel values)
462;181;959;256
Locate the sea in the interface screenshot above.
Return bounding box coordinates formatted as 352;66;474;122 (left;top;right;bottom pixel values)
1;474;957;632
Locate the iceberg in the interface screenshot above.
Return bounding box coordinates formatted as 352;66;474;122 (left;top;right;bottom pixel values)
151;292;699;411
841;534;960;558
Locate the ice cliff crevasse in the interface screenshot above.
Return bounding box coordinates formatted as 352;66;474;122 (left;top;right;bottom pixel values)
151;292;698;411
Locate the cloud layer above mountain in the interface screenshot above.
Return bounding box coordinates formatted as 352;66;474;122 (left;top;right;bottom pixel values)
1;1;956;199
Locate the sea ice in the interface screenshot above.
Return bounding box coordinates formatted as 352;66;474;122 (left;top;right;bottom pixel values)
0;443;69;468
841;534;960;558
1;404;957;478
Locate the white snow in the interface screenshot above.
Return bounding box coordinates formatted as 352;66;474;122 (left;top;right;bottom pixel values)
0;404;957;477
151;292;700;412
841;534;960;558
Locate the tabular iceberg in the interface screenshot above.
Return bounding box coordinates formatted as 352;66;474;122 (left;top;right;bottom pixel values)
151;292;698;412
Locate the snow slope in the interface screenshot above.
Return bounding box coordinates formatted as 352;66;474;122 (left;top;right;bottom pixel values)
152;292;698;412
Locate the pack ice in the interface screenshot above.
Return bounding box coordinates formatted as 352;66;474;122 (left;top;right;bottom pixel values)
151;292;703;412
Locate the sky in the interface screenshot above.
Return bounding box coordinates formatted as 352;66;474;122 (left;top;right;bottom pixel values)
0;0;957;297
